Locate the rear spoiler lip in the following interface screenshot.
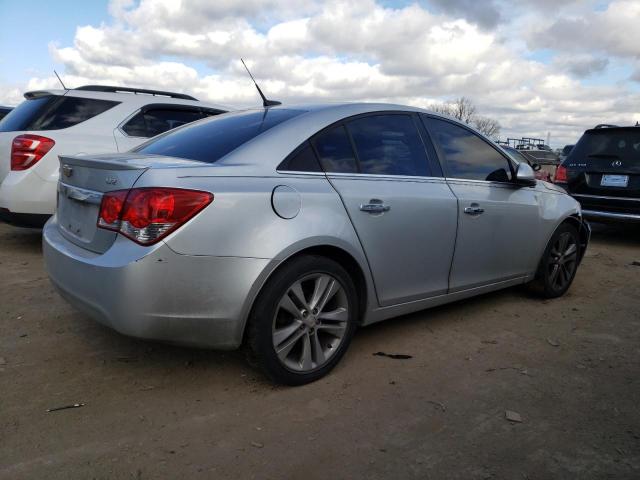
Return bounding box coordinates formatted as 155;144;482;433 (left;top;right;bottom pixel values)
24;89;68;99
57;154;203;171
58;154;150;171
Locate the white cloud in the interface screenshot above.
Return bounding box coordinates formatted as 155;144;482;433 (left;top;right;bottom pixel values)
1;0;639;146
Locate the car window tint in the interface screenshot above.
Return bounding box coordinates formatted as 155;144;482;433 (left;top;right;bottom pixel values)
346;114;430;176
0;96;118;132
569;129;640;165
425;117;512;182
313;125;358;173
121;111;148;137
123;109;208;138
136;109;305;163
144;109;206;137
280;142;322;172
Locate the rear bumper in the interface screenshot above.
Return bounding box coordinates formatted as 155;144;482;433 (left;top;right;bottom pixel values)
582;210;640;223
572;193;640;223
0;208;50;228
43;217;270;349
0;169;57;215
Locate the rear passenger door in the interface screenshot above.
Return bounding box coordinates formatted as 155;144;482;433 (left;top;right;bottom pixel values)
114;106;221;151
316;113;458;307
422;115;541;291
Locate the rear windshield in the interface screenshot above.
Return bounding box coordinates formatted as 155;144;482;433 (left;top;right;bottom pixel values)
0;95;119;132
569;129;640;164
136;108;305;163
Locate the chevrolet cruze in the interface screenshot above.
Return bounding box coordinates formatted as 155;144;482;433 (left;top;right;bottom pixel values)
43;103;590;385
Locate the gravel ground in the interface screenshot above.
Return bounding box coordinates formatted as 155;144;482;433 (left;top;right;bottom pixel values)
1;221;639;479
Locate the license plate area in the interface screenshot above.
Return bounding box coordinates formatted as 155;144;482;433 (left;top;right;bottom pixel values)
57;184;102;245
601;174;629;187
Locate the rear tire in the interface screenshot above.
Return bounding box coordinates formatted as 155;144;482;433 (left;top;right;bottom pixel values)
531;223;580;298
246;255;358;386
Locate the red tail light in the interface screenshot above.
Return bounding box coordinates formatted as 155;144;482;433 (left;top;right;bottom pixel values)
554;165;568;184
98;187;213;245
11;134;55;171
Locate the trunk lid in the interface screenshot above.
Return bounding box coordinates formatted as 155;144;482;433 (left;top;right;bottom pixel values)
56;153;200;253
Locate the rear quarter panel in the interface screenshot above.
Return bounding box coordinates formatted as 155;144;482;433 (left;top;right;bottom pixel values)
132;169;376;329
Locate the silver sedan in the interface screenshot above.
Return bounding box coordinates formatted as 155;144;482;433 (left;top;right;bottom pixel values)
43;103;590;385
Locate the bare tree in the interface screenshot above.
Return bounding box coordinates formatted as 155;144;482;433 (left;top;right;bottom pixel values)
473;116;501;139
428;96;501;139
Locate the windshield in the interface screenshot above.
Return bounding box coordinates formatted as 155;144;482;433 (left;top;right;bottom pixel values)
136;108;306;163
570;129;640;164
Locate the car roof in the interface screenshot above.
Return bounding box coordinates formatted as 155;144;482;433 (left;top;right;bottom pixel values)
22;87;229;111
203;102;491;175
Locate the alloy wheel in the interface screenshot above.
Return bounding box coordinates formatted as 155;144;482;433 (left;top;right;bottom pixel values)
547;232;578;291
272;273;349;372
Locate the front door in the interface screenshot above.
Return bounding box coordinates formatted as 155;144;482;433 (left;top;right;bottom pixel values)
422;115;541;292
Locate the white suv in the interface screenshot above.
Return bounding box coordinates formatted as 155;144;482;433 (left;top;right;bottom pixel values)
0;85;227;227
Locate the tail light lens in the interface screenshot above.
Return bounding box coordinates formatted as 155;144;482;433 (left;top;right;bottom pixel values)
554;165;568;184
98;187;213;245
11;134;55;171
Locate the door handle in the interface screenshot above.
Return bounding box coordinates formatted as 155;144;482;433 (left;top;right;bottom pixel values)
360;199;390;214
464;204;484;215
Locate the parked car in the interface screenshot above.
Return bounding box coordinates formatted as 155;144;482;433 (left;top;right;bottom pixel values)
555;124;639;222
0;85;227;227
500;145;553;182
43;103;590;385
0;106;13;121
559;144;574;163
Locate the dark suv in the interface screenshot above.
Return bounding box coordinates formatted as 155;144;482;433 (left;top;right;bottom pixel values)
555;125;639;222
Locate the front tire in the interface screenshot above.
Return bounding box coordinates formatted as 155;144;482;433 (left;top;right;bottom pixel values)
246;255;358;386
532;223;580;298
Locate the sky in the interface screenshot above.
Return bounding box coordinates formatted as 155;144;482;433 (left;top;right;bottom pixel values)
0;0;639;147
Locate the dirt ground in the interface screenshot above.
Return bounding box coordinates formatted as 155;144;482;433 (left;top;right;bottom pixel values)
1;221;639;480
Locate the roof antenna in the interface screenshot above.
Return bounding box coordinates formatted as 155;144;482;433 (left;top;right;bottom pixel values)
54;70;68;90
240;58;281;107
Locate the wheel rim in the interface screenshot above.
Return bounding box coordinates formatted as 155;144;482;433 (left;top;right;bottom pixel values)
272;273;349;373
547;232;578;291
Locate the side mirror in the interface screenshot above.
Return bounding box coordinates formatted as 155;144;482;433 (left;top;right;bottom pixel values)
515;163;537;186
531;162;541;172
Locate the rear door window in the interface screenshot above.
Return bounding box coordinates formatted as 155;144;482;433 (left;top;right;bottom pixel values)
423;116;513;182
278;142;322;172
312;125;358;173
136;108;305;163
345;114;430;176
0;95;119;132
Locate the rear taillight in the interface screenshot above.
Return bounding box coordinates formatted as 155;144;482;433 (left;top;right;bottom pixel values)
98;187;213;245
554;165;568;184
11;134;55;171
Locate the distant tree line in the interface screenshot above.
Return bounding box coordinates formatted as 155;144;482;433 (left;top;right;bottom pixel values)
428;97;501;139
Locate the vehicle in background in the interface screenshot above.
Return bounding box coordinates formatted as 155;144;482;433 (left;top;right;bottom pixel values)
0;85;227;228
43;103;590;385
555;124;639;223
502;137;560;165
500;145;554;182
559;144;574;163
0;106;13;121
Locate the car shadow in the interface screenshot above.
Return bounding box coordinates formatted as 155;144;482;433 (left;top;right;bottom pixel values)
589;221;640;247
0;225;42;254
